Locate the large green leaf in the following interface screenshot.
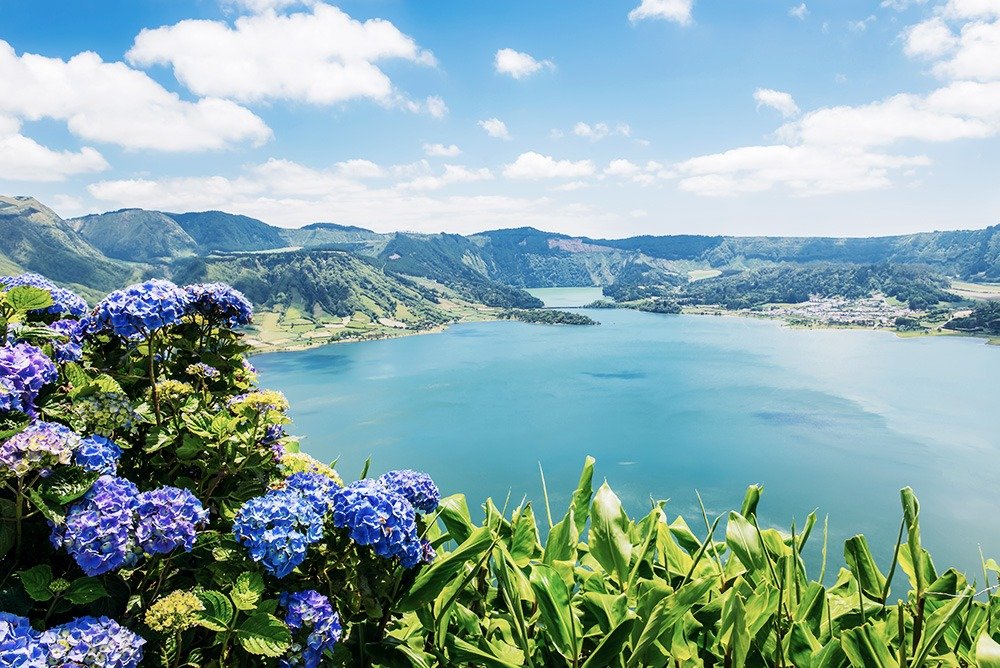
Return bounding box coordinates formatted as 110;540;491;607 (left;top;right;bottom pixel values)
448;637;522;668
840;623;899;668
195;589;234;632
236;612;292;657
976;634;1000;668
570;456;595;535
844;535;887;602
231;572;265;611
64;577;107;605
544;508;578;565
726;511;767;575
6;286;53;313
437;494;475;545
529;563;581;662
720;591;750;668
398;526;494;611
581;616;635;668
627;577;714;668
38;467;100;505
18;565;53;602
589;483;632;586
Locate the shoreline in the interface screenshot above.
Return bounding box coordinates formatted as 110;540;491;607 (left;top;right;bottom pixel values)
248;304;999;355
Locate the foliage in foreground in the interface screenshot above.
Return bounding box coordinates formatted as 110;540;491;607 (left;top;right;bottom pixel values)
4;272;1000;667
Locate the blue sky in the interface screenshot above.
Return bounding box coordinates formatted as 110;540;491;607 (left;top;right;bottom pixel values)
0;0;998;237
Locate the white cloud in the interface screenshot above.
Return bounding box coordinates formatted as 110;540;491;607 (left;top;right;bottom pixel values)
222;0;314;13
628;0;694;25
904;17;958;58
941;0;1000;20
931;19;1000;81
789;4;809;20
127;4;436;108
335;159;384;179
478;118;512;140
0;40;270;152
881;0;928;10
849;15;877;31
503;152;596;179
571;122;632;141
754;88;801;118
397;164;493;191
0;122;109;182
423;143;462;157
424;96;448;119
494;48;554;79
604;159;642;177
86;159;613;235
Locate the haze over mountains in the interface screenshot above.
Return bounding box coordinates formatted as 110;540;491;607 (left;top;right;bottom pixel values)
3;194;999;319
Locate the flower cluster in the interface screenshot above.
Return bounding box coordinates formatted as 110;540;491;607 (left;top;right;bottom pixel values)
0;342;57;416
39;616;144;668
135;486;208;555
376;469;441;514
47;319;83;363
0;273;88;317
279;451;343;486
229;390;289;415
262;424;287;461
186;362;220;379
70;392;136;435
52;476;141;576
279;591;342;668
52;476;206;576
73;435;122;475
185;283;254;327
233;488;325;578
0;612;45;667
330;480;422;568
283;471;339;515
0;421;81;478
144;590;205;633
88;279;191;339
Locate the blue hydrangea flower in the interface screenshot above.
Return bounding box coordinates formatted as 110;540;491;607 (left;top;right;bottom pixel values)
420;538;437;565
330;480;422;568
72;435;122;475
185;362;220;379
0;273;88;317
283;472;338;515
87;279;191;339
0;612;45;668
0;422;82;478
185;283;253;327
233;488;325;578
39;616;144;668
47;319;83;363
376;469;441;513
0;342;57;416
135;486;208;555
51;476;140;576
278;591;342;668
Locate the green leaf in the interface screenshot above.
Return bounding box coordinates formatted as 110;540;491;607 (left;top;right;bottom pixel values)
570;456;595;535
840;623;899;668
64;577;108;605
231;572;265;611
27;489;64;525
976;634;1000;668
398;526;494;611
726;511;767;575
38;467;100;505
437;494;475;545
581;615;635;668
195;590;234;632
589;482;632;585
6;286;53;313
844;535;887;601
627;578;714;668
529;563;581;662
740;484;762;518
544;507;578;565
63;363;90;389
448;637;522;668
18;565;53;602
236;612;292;657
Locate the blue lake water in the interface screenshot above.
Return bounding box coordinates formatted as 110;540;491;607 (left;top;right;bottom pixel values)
254;301;1000;579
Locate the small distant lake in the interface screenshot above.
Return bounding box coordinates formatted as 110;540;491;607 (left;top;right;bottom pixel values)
254;289;1000;578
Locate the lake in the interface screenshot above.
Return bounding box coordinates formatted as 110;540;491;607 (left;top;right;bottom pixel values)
253;291;1000;578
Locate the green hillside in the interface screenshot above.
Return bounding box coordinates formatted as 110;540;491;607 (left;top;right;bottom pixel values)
0;196;134;295
169;210;288;252
70;208;199;262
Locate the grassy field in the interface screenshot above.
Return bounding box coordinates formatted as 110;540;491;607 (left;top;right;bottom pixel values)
949;280;1000;300
687;268;722;282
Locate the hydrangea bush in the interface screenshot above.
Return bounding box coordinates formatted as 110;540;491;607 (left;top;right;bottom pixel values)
0;274;442;667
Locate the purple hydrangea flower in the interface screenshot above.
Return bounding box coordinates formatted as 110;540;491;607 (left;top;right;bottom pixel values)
330;480;422;568
51;476;140;577
135;486;208;555
261;424;286;461
0;273;88;317
0;342;57;416
88;279;191;339
0;422;81;478
185;283;253;327
233;488;324;578
278;591;342;668
420;539;437;565
185;362;220;379
39;616;144;668
376;469;440;513
0;612;45;668
47;319;83;363
73;435;122;475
